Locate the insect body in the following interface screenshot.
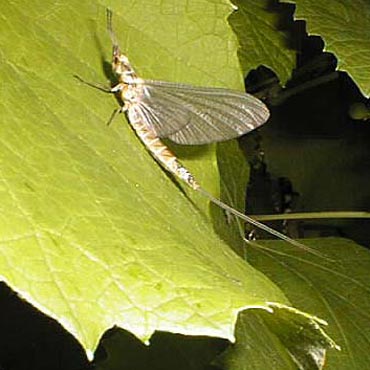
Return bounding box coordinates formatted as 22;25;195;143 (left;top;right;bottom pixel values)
96;10;322;255
108;11;268;189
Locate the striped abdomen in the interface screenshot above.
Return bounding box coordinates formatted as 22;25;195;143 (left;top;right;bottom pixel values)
127;108;200;190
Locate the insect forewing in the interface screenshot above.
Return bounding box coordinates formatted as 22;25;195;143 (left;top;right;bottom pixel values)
131;80;270;145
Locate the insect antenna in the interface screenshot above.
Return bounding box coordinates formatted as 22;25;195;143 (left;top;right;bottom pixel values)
106;8;119;49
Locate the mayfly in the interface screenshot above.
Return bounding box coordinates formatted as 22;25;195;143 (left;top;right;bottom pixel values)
78;9;321;255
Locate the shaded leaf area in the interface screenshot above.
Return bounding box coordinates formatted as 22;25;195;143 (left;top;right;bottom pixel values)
214;140;252;254
214;304;338;370
0;0;304;359
285;0;370;96
93;327;228;370
245;238;370;370
229;0;296;86
258;305;336;370
215;311;298;370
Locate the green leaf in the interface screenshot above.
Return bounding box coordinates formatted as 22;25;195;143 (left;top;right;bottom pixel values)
0;0;334;364
216;306;336;370
230;0;296;85
287;0;370;96
241;238;370;370
215;310;298;370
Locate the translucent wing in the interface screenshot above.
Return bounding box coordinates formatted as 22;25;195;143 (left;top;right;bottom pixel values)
130;80;270;145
